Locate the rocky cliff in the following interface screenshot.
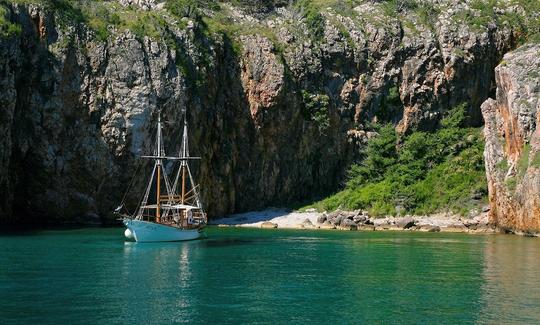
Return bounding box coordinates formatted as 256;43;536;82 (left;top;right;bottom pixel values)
482;44;540;235
0;0;523;225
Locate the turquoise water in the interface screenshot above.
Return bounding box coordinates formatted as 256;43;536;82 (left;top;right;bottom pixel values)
1;228;540;324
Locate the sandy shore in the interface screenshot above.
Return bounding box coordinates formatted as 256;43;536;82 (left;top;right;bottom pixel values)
211;208;498;234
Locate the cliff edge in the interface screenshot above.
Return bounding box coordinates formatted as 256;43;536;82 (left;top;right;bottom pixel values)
482;44;540;234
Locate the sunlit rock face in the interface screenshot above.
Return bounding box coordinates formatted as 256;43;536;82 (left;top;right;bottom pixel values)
0;1;518;225
482;45;540;234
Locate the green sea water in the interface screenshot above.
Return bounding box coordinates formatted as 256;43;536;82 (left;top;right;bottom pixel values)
1;227;540;324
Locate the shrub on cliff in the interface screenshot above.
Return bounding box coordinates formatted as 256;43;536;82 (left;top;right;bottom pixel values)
303;103;487;216
0;5;21;37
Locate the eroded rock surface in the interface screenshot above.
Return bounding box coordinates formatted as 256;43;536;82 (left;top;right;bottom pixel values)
482;44;540;234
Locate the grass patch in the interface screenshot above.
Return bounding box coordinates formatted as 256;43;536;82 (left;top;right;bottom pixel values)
303;103;488;216
505;177;517;192
531;150;540;168
496;158;509;171
517;143;531;177
293;0;327;41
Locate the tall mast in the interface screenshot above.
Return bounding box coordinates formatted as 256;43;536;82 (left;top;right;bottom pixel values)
180;114;188;204
156;113;162;223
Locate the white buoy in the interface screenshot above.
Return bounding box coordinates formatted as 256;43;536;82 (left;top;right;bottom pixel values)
124;228;134;239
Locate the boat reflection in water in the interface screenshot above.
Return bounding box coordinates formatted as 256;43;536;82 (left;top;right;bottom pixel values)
120;240;204;322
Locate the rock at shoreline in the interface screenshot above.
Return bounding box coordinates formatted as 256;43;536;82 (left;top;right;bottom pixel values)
338;224;357;231
317;214;327;224
427;226;441;232
358;225;376;231
320;221;336;230
261;222;278;229
340;218;356;228
353;215;367;224
375;224;401;231
413;224;441;232
396;217;415;229
441;225;468;233
300;218;317;229
333;214;346;226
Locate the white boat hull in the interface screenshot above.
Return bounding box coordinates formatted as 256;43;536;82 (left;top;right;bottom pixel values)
123;219;201;242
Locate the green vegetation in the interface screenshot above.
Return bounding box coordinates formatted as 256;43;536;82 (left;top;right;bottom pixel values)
496;158;509;171
376;85;402;122
301;90;330;133
303;103;488;216
451;0;540;44
4;0;537;48
501;143;539;195
0;4;21;37
517;143;531;177
294;0;326;41
505;177;517;192
381;0;419;16
532;150;540;168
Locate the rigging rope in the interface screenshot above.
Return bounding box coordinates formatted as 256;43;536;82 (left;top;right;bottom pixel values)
119;157;144;215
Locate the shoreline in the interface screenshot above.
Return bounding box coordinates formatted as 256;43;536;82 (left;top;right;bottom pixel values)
211;208;507;235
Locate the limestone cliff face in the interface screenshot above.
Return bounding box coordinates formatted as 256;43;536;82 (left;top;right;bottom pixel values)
482;44;540;234
0;1;517;225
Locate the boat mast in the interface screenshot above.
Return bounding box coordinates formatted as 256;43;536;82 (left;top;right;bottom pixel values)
180;114;189;205
156;113;163;223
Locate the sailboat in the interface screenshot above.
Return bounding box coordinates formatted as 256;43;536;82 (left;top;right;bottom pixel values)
119;112;207;242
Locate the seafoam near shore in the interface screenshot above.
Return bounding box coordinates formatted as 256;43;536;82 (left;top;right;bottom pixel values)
211;208;497;234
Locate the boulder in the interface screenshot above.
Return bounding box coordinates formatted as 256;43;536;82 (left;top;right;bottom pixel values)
373;218;390;226
353;215;367;223
396;217;415;229
317;214;327;224
333;214;346;226
441;224;467;233
327;210;341;219
261;222;278;229
427;226;441;232
301;218;316;229
340;218;356;227
414;224;439;232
